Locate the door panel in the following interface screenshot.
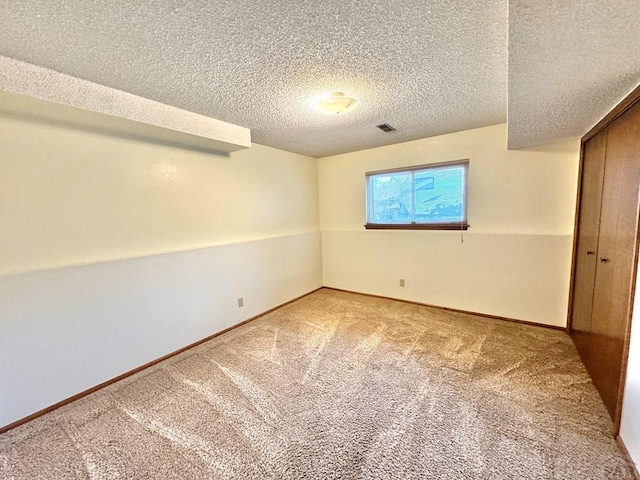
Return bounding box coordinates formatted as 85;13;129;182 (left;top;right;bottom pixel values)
571;134;607;361
589;101;640;419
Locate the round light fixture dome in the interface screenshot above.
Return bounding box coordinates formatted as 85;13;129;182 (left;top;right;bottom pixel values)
315;92;359;115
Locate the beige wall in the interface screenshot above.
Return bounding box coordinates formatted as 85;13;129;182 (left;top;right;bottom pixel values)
318;124;580;326
0;114;581;427
621;273;640;469
0;113;322;427
0;115;318;275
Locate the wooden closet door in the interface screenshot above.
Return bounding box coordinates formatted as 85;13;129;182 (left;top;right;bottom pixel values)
589;100;640;419
571;133;606;361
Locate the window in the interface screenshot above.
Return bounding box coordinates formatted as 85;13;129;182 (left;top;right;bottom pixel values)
365;160;468;230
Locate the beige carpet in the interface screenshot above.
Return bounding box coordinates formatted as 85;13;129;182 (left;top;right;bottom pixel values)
0;289;634;479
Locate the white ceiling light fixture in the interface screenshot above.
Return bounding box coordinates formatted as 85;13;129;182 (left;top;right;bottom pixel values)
314;92;359;115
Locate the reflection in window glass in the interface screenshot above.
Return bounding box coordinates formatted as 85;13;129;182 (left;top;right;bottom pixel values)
366;161;467;227
370;172;411;223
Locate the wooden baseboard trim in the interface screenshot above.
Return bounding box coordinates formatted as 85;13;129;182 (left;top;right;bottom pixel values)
0;287;322;435
322;287;566;331
0;285;564;434
617;436;640;479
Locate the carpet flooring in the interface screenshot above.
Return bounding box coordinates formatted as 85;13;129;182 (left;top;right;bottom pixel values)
0;289;635;479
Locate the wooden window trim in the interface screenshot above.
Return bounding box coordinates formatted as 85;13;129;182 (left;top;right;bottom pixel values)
364;222;469;230
365;159;469;176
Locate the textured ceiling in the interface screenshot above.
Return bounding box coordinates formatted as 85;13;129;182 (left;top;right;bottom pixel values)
0;1;638;157
0;0;507;157
508;0;640;149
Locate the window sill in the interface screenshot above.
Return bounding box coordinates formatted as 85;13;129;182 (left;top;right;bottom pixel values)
364;223;469;231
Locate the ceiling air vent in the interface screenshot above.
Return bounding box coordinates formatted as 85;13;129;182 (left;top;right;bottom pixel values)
376;123;396;133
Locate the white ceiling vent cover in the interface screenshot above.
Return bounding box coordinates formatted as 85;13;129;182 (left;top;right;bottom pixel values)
0;56;251;154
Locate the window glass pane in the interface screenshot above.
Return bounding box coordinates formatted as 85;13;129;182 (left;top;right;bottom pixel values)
369;172;411;223
413;166;465;223
366;161;467;227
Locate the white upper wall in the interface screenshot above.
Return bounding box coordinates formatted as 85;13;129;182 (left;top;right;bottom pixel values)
317;124;580;326
319;123;579;235
0;114;319;276
0;111;322;427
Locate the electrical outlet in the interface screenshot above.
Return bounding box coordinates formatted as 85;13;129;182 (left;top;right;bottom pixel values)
237;297;244;308
399;279;405;287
